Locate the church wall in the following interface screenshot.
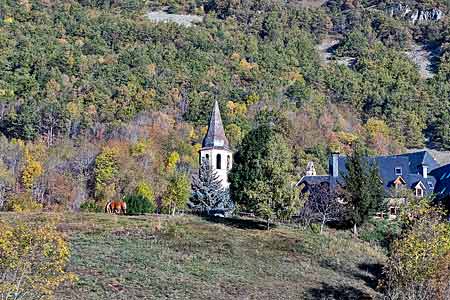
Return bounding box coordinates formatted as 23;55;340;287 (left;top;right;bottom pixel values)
200;148;232;188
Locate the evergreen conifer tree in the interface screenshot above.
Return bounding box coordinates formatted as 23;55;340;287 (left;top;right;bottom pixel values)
190;160;233;215
343;144;385;236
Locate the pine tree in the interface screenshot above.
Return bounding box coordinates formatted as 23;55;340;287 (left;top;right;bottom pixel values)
343;144;385;236
368;162;385;213
190;160;233;215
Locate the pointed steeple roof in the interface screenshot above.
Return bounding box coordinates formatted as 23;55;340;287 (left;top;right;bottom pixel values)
202;101;229;149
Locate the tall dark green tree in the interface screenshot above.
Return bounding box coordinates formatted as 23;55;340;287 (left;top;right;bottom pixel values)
429;57;450;149
190;160;233;215
343;144;385;236
229;111;300;229
432;110;450;150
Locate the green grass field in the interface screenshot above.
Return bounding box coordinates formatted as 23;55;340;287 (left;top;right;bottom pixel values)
0;213;385;300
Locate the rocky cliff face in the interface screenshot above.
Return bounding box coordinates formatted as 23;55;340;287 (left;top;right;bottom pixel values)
386;3;445;24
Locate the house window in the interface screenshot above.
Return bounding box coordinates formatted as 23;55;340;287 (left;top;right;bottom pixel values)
428;182;434;189
415;187;424;198
395;167;402;176
205;154;209;161
227;155;231;170
390;207;395;215
216;154;222;169
389;206;399;216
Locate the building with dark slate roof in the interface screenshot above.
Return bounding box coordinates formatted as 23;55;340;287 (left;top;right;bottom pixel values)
296;150;447;217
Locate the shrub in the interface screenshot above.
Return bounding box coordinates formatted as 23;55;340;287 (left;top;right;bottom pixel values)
382;198;450;299
6;192;42;212
80;200;103;213
359;218;400;249
309;223;321;234
125;182;156;215
0;220;77;299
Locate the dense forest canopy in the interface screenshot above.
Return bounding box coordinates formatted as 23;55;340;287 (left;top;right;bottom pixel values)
0;0;450;209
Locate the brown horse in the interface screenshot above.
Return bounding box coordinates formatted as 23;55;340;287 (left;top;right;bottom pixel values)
105;201;127;215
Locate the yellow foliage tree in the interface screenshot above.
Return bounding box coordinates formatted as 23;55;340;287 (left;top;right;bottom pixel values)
225;124;243;148
239;58;257;71
94;147;120;201
4;17;14;24
130;140;148;157
245;93;260;105
226;101;247;119
365;118;390;140
21;148;43;190
383;198;450;299
0;221;77;299
6;192;42;212
166;151;180;172
162;172;190;215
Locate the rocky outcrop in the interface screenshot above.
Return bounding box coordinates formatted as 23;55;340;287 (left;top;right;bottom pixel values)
405;44;435;79
386;3;444;24
146;10;203;27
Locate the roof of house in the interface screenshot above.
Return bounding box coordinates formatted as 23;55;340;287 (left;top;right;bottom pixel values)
296;175;330;187
202;101;230;149
429;164;450;198
396;151;440;173
297;151;438;195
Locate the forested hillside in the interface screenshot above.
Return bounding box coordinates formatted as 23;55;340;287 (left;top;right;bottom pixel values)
0;0;450;210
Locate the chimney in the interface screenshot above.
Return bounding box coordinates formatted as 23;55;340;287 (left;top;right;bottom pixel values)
306;161;316;176
331;152;340;178
422;164;428;179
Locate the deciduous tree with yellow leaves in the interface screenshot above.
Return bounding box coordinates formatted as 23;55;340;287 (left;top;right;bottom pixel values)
382;198;450;299
0;220;77;300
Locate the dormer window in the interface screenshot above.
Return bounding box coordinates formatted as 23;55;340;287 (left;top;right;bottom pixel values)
428;182;434;189
414;182;425;198
415;187;424;198
395;167;402;176
394;176;406;189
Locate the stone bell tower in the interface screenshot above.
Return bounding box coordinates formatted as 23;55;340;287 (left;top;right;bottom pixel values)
200;101;233;188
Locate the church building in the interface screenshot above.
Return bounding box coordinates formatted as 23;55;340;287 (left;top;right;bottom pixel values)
200;101;233;188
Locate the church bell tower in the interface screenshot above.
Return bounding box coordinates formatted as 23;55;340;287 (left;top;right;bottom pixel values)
200;101;233;188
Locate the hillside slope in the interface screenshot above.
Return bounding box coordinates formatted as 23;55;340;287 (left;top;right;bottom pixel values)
1;1;450;211
0;213;385;300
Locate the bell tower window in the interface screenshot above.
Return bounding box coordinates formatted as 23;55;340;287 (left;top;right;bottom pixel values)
227;155;231;170
216;154;222;169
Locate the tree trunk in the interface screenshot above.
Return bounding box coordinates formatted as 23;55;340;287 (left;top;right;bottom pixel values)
353;223;358;237
321;218;325;233
267;218;270;230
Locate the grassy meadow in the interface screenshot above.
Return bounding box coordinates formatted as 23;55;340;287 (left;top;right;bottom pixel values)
0;213;385;300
